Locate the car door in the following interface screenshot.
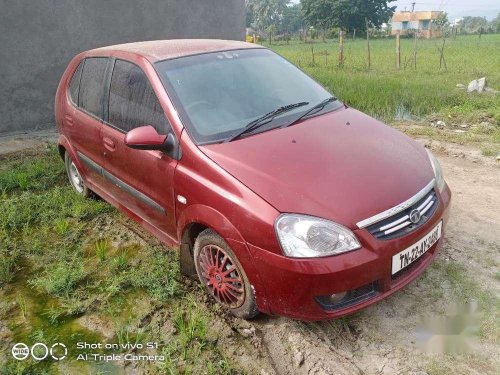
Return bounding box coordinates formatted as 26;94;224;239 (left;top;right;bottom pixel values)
100;59;178;240
67;57;109;189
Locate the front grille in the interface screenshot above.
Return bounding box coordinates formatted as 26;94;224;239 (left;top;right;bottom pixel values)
367;189;438;240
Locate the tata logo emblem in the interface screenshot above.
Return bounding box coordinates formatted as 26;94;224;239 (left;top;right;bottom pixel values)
409;209;422;224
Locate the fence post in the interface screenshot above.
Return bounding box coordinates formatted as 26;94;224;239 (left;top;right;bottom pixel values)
439;38;448;70
396;31;401;70
311;46;315;64
339;30;344;67
412;31;418;69
365;18;371;70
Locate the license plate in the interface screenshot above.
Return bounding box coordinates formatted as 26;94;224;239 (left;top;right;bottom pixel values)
391;221;442;275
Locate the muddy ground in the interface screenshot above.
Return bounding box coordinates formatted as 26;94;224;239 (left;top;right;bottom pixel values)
1;132;499;374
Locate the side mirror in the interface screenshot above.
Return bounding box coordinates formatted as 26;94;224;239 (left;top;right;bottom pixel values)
125;125;177;155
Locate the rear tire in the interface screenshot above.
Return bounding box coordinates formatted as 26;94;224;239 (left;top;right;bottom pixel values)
194;229;259;319
64;152;91;197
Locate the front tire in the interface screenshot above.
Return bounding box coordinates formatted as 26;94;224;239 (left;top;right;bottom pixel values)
194;229;259;319
64;152;91;197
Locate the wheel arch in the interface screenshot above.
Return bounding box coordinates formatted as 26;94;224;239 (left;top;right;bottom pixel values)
58;134;83;171
58;144;66;160
177;204;245;279
176;204;270;313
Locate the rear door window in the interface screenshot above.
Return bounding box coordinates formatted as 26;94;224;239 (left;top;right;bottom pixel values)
78;57;108;118
108;59;171;135
69;61;84;105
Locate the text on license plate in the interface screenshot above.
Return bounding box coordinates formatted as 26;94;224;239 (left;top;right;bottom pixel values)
391;221;442;275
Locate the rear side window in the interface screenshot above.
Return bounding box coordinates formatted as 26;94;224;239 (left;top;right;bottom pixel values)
69;61;83;104
79;57;108;118
108;60;171;135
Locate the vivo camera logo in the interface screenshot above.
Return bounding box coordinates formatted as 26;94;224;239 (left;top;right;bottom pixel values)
11;342;67;361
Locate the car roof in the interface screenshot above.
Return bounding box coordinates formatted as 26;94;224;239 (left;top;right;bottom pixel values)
90;39;265;62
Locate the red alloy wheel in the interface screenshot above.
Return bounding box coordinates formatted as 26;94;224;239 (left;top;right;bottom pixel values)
198;244;245;308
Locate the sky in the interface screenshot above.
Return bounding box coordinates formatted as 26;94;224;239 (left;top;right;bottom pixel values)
290;1;500;21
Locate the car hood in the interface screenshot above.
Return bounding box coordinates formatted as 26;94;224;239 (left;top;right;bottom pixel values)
200;107;434;229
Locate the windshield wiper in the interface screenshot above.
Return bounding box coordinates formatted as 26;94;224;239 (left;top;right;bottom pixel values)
281;96;338;129
225;102;309;142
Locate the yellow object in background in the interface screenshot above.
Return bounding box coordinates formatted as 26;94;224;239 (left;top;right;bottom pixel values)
246;34;259;43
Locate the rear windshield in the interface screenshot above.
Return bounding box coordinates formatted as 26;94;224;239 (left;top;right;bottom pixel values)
155;49;340;144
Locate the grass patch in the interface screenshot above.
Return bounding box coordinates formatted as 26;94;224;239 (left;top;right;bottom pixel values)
481;145;499;157
0;255;17;285
393;122;500;150
29;261;86;298
0;146;64;194
128;251;181;301
0;186;111;231
0;150;206;374
157;296;236;375
94;238;109;262
267;35;500;147
111;249;129;272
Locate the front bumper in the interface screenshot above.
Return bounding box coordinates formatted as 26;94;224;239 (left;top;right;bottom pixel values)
248;183;452;321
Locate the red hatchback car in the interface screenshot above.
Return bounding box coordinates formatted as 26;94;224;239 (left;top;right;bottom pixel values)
56;40;451;320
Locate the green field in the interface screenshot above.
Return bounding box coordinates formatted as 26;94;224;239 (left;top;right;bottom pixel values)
267;34;500;129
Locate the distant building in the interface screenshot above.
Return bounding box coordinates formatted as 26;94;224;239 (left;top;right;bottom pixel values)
391;11;444;38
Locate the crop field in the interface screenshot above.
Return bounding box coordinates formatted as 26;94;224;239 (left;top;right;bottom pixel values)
268;34;500;155
268;34;500;121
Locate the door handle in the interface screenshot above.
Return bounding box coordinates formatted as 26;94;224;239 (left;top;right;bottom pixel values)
103;137;116;151
64;115;73;127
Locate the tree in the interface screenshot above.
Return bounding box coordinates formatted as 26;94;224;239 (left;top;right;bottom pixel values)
246;2;255;27
246;0;290;33
434;12;449;30
301;0;396;33
280;4;304;34
460;16;488;34
489;13;500;33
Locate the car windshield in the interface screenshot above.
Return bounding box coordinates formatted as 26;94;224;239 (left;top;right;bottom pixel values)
155;48;342;144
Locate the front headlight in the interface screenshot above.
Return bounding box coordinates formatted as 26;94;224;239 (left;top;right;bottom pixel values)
426;149;445;192
275;214;361;258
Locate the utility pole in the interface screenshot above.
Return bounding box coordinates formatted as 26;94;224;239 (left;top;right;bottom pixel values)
411;2;416;12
